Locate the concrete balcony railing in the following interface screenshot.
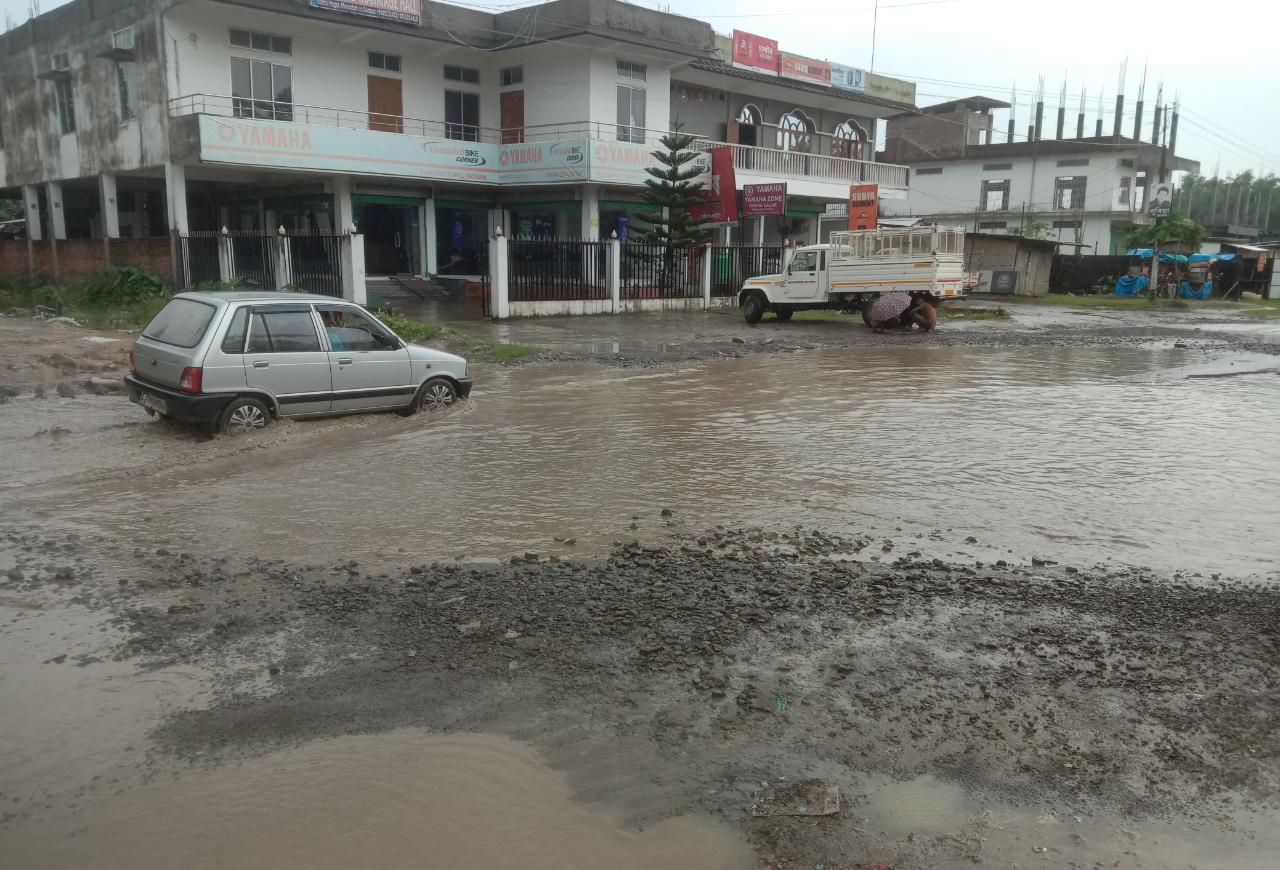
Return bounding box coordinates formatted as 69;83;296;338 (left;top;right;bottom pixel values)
169;94;910;191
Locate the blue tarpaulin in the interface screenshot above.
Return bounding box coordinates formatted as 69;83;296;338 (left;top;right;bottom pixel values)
1115;274;1149;296
1180;280;1213;300
1125;249;1189;263
1188;252;1236;263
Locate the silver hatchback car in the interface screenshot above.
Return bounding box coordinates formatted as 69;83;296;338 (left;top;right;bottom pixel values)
125;292;471;435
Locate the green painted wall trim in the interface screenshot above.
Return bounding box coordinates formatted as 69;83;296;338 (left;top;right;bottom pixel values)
353;194;425;206
785;206;822;217
435;200;495;211
599;199;646;210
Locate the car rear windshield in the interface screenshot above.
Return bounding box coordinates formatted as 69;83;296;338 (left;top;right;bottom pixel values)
141;299;217;348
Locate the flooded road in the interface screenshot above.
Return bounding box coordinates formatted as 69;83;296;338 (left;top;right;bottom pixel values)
18;344;1278;577
2;730;748;870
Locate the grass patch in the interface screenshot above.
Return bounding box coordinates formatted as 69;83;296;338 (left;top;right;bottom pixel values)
0;269;171;330
1244;299;1280;318
780;304;1009;323
970;292;1198;310
488;343;539;361
372;310;444;343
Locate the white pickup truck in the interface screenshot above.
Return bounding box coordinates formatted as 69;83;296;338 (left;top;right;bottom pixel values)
738;225;967;325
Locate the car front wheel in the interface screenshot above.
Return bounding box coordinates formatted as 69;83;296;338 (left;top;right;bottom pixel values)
742;292;766;325
417;378;457;412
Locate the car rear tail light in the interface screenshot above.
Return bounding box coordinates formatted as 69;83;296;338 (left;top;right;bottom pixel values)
128;350;137;374
179;366;203;394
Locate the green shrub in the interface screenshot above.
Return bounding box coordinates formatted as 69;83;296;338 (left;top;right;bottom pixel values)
78;266;168;306
374;310;442;343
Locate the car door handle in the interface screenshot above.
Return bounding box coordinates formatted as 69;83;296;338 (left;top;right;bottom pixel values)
338;357;353;365
253;361;269;368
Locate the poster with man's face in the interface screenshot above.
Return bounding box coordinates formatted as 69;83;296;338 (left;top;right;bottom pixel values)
1148;182;1173;219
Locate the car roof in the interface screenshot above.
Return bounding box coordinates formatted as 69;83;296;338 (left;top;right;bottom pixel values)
175;291;353;305
175;290;355;304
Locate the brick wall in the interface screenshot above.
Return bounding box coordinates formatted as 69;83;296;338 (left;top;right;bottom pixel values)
0;238;174;285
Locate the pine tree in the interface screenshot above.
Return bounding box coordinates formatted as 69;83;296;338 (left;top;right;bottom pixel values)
634;124;714;249
632;124;714;295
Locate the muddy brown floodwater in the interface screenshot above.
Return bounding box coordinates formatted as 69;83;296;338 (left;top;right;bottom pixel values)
10;344;1277;577
2;311;1279;870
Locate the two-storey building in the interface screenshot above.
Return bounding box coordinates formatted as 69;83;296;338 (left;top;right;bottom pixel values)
879;97;1200;254
0;0;915;293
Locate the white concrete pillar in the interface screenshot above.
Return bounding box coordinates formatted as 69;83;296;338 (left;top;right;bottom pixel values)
608;233;621;314
46;181;67;239
164;162;189;235
217;230;235;283
701;245;712;308
22;185;43;241
99;173;120;267
580;184;599;241
488;229;510;318
423;196;438;275
273;230;293;292
342;232;366;304
333;175;354;232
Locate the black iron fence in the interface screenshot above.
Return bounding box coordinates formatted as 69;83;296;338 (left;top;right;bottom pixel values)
508;239;608;302
178;232;346;297
179;234;221;287
287;233;343;298
1048;254;1131;293
620;243;700;300
710;245;783;297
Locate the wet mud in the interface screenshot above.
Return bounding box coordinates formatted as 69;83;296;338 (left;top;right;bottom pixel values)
3;305;1279;868
2;525;1278;868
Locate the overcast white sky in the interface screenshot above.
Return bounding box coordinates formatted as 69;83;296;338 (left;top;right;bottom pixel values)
4;0;1276;177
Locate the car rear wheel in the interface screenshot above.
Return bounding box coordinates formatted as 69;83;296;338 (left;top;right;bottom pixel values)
417;378;457;412
218;397;271;436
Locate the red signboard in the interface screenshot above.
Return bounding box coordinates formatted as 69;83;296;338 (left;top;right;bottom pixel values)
743;182;786;216
689;146;738;223
780;52;832;85
848;184;878;231
731;29;780;74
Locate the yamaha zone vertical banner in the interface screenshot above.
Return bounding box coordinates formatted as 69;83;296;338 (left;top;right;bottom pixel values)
848;184;878;231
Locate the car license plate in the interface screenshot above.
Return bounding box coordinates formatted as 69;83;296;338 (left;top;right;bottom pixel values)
138;392;167;415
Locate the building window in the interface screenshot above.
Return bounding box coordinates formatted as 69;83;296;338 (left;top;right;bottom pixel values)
1053;176;1086;209
776;109;814;153
368;51;401;72
915;167;943;176
500;66;523;87
1057;157;1089;168
54;78;76;133
111;27;134;50
982;162;1012;171
445;90;480;141
978;221;1007;230
117;60;139;120
831;119;868;159
616;84;646;143
1118;176;1132;205
616;60;646;80
444;65;480;84
51;51;70;70
1118;158;1135;168
231;57;293;121
229;28;291;55
979;179;1010;211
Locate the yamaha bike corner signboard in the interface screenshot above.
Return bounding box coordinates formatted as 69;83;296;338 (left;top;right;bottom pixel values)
743;183;786;217
310;0;421;27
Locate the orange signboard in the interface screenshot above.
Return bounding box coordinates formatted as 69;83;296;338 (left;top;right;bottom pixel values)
780;52;832;85
848;184;878;231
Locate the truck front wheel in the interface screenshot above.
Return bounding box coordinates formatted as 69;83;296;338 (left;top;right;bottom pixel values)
742;292;766;325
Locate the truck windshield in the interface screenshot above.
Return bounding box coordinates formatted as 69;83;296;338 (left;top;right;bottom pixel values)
141;298;216;349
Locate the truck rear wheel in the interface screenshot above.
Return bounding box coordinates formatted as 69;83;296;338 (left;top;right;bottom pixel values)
774;308;793;321
861;301;874;327
742;292;766;325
